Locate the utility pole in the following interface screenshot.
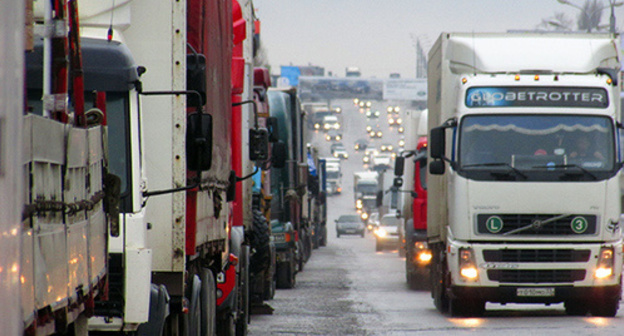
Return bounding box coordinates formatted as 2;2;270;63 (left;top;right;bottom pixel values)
410;34;428;79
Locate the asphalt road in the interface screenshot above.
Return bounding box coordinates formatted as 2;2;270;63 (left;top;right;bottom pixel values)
248;98;624;335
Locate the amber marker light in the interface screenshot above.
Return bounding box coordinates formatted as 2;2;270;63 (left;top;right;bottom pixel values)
461;77;468;84
515;74;521;81
534;74;540;81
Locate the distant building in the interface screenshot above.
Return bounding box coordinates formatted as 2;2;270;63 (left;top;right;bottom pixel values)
389;73;401;79
345;67;361;77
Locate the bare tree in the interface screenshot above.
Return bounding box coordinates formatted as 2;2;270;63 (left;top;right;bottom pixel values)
577;0;604;32
537;12;575;30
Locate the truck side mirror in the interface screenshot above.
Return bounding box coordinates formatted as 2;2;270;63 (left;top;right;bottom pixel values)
186;53;207;108
271;141;288;168
430;126;445;160
394;156;405;176
249;128;269;161
267;117;280;143
186;112;212;171
430;160;445;175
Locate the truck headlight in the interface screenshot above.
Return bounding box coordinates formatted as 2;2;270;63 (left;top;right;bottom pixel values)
314;123;320;129
595;247;614;279
326;135;331;141
363;156;370;163
459;248;479;281
361;212;369;220
356;199;363;209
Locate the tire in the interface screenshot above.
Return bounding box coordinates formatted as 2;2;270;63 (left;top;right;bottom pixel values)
249;210;271;275
186;275;202;336
337;232;340;238
236;247;249;336
432;246;449;313
216;313;235;336
320;227;327;246
276;261;295;289
590;298;619;317
564;300;589;316
200;268;216;336
360;231;365;238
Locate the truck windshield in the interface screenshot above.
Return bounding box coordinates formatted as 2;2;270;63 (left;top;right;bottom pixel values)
458;114;616;181
356;184;377;194
327;171;340;179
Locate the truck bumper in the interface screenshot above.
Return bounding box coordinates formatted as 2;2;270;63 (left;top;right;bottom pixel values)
451;284;622;304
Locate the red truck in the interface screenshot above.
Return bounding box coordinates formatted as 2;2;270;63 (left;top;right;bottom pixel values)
394;110;432;290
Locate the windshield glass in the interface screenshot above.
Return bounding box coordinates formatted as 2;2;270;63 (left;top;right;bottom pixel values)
338;215;361;222
381;216;400;226
327;171;340;179
459;114;615;181
356;183;377;194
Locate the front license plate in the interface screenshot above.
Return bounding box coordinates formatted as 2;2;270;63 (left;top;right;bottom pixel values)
517;288;555;297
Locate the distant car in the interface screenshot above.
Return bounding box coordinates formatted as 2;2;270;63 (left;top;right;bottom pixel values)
368;128;383;139
311;110;333;130
354;138;368;151
367;212;381;232
325;129;343;141
374;214;402;251
362;146;378;164
398;138;406;148
371;153;392;170
322;115;341;131
387;105;400;114
380;143;394;152
336;214;366;238
366;110;381;119
333;147;349;159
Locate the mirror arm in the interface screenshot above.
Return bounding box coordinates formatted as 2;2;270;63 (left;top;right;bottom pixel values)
141;90;204;110
236;166;260;183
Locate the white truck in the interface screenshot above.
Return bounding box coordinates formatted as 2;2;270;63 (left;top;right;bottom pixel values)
427;32;623;317
354;171;380;220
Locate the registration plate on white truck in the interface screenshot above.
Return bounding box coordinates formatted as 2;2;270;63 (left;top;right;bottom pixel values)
517;288;555;297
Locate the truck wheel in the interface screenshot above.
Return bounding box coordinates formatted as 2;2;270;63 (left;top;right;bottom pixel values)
216;313;235;336
200;268;216;336
185;275;202;336
398;244;406;258
564;300;589;316
320;227;327;246
590;298;619;317
375;240;383;252
361;231;365;238
249;210;271;275
337;232;340;238
276;262;295;289
432;246;449;313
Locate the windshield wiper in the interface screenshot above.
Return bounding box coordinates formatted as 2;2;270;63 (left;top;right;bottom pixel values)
532;164;597;180
503;213;571;236
462;162;527;179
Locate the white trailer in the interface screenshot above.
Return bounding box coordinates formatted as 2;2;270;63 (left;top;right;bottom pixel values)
428;32;623;317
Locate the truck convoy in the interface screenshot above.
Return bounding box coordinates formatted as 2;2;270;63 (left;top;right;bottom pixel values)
4;0;324;335
427;32;623;317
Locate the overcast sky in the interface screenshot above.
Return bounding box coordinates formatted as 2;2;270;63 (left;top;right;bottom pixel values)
253;0;624;79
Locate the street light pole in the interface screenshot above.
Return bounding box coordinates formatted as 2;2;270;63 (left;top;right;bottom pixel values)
558;0;623;33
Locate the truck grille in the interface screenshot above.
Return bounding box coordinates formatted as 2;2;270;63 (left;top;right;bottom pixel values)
482;249;591;263
487;269;586;283
477;214;597;235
